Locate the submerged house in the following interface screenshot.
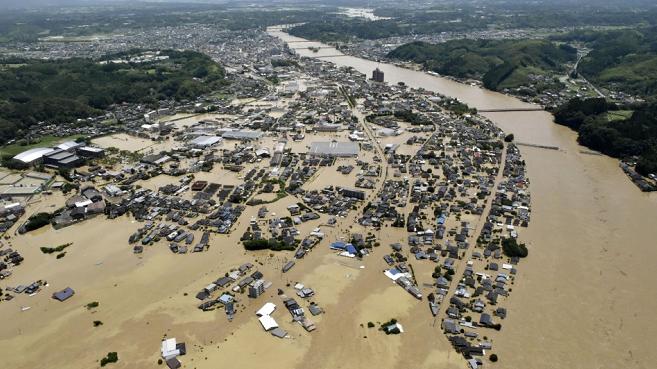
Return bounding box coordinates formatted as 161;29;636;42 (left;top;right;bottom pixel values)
52;287;75;302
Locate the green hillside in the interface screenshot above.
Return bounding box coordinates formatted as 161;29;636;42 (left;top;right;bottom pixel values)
553;98;657;176
555;27;657;97
0;50;226;143
387;39;577;90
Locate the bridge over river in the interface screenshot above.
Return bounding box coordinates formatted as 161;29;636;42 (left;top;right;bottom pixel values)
478;107;545;112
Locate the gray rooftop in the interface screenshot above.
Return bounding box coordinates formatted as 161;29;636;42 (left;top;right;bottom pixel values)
309;141;359;157
221;130;263;140
190;135;222;147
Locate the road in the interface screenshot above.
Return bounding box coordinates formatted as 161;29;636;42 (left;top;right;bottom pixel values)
573;51;605;98
433;142;508;323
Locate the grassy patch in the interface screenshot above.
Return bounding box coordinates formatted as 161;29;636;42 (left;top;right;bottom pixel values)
86;301;100;310
606;110;633;121
0;135;83;157
40;243;72;254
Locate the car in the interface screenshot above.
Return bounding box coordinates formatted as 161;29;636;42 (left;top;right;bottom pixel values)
0;270;12;279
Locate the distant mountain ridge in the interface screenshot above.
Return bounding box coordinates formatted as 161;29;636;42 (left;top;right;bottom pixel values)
388;39;577;91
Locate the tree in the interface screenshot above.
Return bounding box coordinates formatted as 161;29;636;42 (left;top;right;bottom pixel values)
0;50;226;143
58;167;72;181
193;66;209;78
243;238;294;251
22;212;52;233
100;352;118;367
504;133;514;142
490;354;499;362
1;155;29;170
501;237;529;258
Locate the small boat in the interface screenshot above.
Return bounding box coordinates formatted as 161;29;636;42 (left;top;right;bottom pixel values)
428;293;439;316
429;301;439;316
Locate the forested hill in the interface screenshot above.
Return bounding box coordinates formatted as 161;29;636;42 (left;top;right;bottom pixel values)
387;39;577;91
553;27;657;97
553;98;657;176
0;50;226;143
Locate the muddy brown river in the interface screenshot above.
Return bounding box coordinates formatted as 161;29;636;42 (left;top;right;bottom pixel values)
270;27;657;369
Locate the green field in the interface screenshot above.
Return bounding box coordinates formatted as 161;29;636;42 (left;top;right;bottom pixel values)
606;110;634;121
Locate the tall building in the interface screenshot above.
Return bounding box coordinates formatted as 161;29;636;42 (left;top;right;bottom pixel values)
248;279;265;298
372;68;384;83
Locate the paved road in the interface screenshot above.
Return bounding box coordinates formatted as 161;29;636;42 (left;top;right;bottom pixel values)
433;142;508;324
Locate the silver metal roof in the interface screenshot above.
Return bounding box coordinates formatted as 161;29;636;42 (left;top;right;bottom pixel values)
309;141;359;156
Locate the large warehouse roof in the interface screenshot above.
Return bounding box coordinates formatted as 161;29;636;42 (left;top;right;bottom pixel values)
57;141;82;151
190;135;222;147
221;130;263;140
13;148;56;163
309;141;359;157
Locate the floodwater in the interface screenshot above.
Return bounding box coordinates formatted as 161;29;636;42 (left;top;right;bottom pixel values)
338;7;392;21
270;27;657;369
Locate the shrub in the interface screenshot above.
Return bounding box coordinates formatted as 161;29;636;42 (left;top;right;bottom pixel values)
100;352;118;367
93;320;103;327
243;239;294;252
86;301;100;310
41;243;72;254
367;322;375;328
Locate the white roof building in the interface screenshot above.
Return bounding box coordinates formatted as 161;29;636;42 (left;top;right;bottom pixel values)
57;141;82;151
161;338;180;360
258;315;279;331
78;146;104;155
75;199;93;208
255;148;270;157
13;148;55;164
256;302;276;317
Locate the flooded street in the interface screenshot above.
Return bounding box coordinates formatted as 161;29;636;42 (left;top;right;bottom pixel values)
270;27;657;369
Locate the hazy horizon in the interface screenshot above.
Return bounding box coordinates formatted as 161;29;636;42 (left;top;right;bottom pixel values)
3;0;657;11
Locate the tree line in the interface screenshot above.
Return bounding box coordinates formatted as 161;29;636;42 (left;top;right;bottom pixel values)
552;97;657;176
0;50;226;143
387;39;576;91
